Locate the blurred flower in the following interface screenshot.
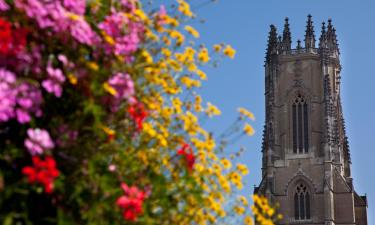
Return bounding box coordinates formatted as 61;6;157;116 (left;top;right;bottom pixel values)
0;0;9;11
177;143;195;172
0;68;16;122
128;101;147;132
24;128;54;155
223;45;236;58
116;183;146;221
42;65;66;97
15;82;43;123
22;156;59;193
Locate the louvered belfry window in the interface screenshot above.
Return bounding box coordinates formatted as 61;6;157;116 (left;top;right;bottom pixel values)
292;94;309;153
294;183;311;220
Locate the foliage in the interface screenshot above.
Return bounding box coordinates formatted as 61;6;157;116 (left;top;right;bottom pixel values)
0;0;280;224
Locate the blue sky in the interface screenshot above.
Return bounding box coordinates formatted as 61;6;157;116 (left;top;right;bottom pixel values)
188;0;375;222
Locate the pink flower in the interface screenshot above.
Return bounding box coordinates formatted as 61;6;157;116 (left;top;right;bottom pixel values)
98;11;144;62
116;183;146;221
24;128;54;155
15;82;43;123
0;69;16;122
42;65;65;97
108;73;135;101
0;0;9;11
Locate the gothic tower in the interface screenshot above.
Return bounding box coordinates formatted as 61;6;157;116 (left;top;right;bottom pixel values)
254;15;368;225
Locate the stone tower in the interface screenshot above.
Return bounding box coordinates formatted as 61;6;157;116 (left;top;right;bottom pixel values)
254;15;368;225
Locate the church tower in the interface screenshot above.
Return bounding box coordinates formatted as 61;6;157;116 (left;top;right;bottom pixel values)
254;15;368;225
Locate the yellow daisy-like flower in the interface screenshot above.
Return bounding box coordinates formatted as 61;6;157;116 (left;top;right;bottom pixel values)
238;195;249;206
103;82;117;96
244;216;254;225
223;44;236;58
236;163;249;175
214;44;222;52
196;70;207;80
177;0;193;17
67;73;77;85
220;158;232;169
233;206;245;215
205;102;221;117
184;25;200;38
198;47;210;63
238;107;255;120
243;123;255;136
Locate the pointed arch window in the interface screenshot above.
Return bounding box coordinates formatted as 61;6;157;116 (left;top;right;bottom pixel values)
294;183;311;220
292;94;309;153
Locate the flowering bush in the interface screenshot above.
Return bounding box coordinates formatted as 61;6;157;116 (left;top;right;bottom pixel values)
0;0;281;224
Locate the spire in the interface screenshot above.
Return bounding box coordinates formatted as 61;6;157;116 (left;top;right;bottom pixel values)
266;24;278;62
326;19;340;54
304;14;316;49
282;17;291;52
319;21;327;49
297;39;302;50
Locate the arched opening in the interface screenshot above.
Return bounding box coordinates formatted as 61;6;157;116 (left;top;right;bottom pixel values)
294;182;311;220
292;94;309;153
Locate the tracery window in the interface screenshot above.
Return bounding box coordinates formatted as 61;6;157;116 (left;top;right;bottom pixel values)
292;94;309;153
294;183;310;220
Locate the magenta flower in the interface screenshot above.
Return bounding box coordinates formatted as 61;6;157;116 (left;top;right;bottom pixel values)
24;128;54;155
15;82;43;123
108;73;135;101
14;0;97;45
62;0;86;15
42;65;66;97
0;69;17;122
98;11;144;62
0;0;9;11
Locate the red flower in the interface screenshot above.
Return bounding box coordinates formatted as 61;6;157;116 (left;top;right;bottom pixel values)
116;183;146;221
0;18;12;55
0;18;27;56
177;143;195;172
128;102;147;132
22;156;60;193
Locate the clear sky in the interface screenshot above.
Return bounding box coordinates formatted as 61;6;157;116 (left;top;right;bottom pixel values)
188;0;375;222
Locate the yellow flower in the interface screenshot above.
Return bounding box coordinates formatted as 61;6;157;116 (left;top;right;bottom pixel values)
236;163;249;175
220;158;232;169
214;44;222;52
86;62;99;71
161;48;172;58
223;44;236;58
234;206;245;215
238;107;255;120
102;32;115;45
243;123;255;136
244;216;254;225
143;122;156;137
180;76;201;89
67;73;77;85
177;0;193;17
101;126;115;137
103;82;117;96
238;195;248;206
172;97;183;114
196;70;207;80
205;102;221;117
184;25;200;38
142;50;153;64
197;47;210;63
169;30;185;46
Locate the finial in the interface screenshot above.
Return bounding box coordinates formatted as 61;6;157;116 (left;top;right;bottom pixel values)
266;24;279;62
304;14;315;49
282;17;292;52
319;22;327;49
